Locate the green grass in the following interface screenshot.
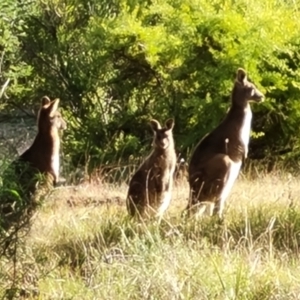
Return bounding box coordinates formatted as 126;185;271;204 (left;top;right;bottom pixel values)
1;173;300;299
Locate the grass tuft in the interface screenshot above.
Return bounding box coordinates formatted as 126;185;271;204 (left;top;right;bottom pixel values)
2;174;300;299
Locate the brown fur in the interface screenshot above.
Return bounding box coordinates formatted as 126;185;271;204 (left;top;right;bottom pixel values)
9;96;66;198
126;119;177;219
1;96;66;231
187;68;264;218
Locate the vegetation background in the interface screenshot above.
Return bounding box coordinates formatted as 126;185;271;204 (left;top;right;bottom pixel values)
2;0;300;172
1;0;300;299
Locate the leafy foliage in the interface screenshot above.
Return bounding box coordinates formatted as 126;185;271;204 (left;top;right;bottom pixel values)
2;0;300;170
0;0;33;103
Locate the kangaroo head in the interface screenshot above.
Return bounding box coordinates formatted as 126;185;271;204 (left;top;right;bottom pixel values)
38;96;67;133
233;68;264;105
150;118;175;150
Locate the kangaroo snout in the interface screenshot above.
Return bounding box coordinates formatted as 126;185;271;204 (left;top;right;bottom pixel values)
253;90;264;102
60;118;67;130
250;86;264;103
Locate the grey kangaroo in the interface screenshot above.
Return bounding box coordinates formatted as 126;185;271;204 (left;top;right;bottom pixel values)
127;119;177;220
1;96;66;229
187;68;264;218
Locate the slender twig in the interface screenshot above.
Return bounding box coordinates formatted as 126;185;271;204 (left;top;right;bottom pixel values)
0;78;10;99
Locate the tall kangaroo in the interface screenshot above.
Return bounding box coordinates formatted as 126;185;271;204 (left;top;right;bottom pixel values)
1;96;66;231
4;96;67;200
127;119;177;220
187;68;264;218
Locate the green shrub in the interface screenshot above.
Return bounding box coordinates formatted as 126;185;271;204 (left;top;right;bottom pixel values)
2;0;300;171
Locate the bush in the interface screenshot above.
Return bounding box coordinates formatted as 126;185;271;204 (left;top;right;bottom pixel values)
2;0;300;172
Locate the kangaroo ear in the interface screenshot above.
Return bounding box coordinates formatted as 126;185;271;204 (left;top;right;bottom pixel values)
41;96;51;107
150;119;161;131
48;98;60;116
165;118;174;130
236;68;247;85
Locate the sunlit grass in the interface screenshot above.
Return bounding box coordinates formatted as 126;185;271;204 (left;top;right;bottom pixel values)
1;172;300;299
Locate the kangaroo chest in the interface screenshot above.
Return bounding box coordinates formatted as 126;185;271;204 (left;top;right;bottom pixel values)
152;151;175;169
51;154;59;179
239;106;252;158
50;140;60;180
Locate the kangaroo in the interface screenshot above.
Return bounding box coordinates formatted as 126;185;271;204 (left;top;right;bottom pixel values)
0;96;66;250
187;68;264;218
2;96;66;211
126;119;177;220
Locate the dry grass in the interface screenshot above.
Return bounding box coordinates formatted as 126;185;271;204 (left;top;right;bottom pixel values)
1;171;300;299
